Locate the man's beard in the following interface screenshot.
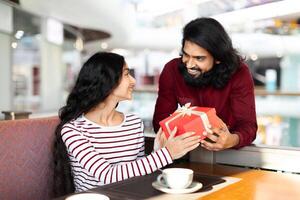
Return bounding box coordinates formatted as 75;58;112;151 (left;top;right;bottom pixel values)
178;61;215;88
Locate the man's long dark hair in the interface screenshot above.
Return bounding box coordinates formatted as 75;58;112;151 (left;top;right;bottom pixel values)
53;52;125;197
179;17;242;88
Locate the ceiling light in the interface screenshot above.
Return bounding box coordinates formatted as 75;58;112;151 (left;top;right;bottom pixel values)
74;37;83;51
11;42;18;48
250;54;258;61
101;42;108;49
15;30;24;39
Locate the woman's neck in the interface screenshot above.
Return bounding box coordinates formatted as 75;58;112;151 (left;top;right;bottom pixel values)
84;98;123;127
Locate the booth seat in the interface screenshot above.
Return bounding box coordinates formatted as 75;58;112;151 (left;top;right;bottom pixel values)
0;117;59;200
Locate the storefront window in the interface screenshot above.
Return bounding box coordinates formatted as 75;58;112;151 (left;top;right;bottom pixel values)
12;8;41;111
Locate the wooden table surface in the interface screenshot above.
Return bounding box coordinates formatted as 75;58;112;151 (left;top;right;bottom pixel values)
176;162;300;200
56;162;300;200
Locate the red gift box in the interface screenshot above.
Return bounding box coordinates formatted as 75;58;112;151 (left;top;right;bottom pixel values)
159;103;222;139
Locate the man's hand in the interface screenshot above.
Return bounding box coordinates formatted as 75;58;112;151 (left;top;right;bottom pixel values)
200;122;239;151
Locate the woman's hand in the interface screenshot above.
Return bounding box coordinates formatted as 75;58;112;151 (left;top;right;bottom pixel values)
200;120;239;151
153;128;167;151
165;127;201;160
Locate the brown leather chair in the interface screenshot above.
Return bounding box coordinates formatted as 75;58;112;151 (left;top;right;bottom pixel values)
0;117;59;200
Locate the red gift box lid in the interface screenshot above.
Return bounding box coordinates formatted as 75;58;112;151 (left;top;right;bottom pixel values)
159;103;222;139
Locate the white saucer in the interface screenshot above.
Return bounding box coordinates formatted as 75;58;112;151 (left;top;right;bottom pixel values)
152;180;203;194
65;193;110;200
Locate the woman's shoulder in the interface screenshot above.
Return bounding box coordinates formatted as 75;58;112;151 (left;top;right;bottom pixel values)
124;113;142;123
123;113;144;131
61;116;86;131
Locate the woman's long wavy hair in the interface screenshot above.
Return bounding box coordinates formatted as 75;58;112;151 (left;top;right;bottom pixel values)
179;17;243;88
53;52;125;197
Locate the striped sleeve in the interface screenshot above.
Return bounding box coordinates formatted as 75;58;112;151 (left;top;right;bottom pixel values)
137;122;145;157
61;125;173;185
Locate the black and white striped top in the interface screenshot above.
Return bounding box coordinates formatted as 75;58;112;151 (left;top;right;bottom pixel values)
61;113;173;192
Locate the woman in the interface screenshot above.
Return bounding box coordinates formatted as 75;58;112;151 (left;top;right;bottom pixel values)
53;52;200;197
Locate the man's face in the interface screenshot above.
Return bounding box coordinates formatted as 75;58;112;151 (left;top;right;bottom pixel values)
182;40;218;78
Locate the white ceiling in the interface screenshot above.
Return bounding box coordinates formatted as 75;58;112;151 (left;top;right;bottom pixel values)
19;0;134;44
18;0;300;56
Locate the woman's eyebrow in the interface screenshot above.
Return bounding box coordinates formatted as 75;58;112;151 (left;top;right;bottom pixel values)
123;68;130;73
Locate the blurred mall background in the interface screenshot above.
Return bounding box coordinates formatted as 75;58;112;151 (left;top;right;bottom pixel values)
1;0;300;150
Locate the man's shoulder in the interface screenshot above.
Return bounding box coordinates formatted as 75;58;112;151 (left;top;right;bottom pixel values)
240;61;249;70
160;58;181;82
230;61;254;87
164;57;180;69
233;61;251;77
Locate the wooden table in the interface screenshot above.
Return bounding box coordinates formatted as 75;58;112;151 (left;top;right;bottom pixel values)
1;111;32;120
177;162;300;200
56;162;300;200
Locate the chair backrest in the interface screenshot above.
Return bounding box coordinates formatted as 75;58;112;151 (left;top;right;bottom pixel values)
0;117;59;200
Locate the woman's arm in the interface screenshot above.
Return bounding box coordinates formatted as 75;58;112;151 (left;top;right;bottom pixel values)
61;125;200;184
61;126;172;184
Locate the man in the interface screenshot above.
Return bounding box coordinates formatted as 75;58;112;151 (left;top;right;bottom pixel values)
153;18;257;151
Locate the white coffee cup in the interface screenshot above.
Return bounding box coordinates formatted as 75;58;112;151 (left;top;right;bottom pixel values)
157;168;193;189
65;193;110;200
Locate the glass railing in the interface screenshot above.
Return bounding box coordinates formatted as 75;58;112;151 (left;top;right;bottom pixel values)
117;87;300;149
255;92;300;148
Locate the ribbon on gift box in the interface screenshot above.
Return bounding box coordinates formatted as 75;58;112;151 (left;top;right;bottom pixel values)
165;103;211;135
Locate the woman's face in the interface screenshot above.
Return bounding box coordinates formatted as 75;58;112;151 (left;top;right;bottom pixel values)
182;40;219;78
112;64;136;101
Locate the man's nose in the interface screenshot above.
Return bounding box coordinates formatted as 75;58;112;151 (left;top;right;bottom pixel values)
186;58;194;68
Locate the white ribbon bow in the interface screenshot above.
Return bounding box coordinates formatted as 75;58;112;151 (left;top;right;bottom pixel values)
166;103;211;134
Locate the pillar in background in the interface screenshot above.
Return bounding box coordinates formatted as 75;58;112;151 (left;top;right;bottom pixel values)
0;3;13;113
39;18;64;112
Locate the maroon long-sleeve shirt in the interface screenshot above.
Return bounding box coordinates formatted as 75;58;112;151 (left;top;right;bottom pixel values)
153;58;257;149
